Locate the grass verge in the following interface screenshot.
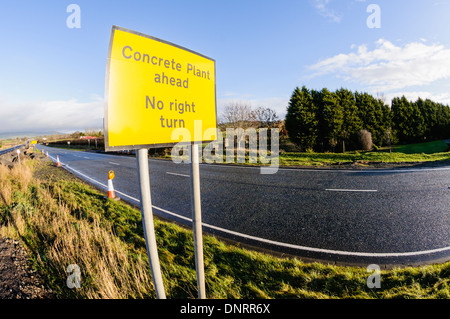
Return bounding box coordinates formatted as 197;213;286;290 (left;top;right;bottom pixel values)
46;140;450;167
158;150;450;168
0;155;449;299
156;140;450;167
277;150;450;167
393;140;450;154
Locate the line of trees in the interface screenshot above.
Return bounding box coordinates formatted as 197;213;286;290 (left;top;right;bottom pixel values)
285;86;450;152
220;102;280;129
391;96;450;144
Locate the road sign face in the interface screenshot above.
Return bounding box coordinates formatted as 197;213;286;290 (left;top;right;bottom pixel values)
104;26;217;151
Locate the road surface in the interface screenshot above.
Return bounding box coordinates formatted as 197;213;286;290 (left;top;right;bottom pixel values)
0;144;24;156
35;145;450;266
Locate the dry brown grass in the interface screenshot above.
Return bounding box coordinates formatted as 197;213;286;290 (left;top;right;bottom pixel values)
0;159;156;299
43;200;154;298
0;164;13;206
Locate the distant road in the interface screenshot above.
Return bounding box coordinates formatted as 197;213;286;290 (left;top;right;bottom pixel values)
35;145;450;266
0;144;24;156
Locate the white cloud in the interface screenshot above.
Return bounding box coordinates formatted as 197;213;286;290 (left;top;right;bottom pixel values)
311;0;342;23
308;39;450;93
0;96;103;134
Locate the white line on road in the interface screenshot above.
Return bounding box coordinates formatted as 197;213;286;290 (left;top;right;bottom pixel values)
113;187;450;258
166;172;189;178
40;146;450;174
83;156;90;159
43;147;450;259
326;189;378;192
109;162;120;166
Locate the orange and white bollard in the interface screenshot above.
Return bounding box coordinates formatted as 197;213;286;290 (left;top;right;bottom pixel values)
56;155;61;167
107;170;118;200
46;151;49;157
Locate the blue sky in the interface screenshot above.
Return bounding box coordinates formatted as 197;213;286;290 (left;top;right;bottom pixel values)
1;0;450;135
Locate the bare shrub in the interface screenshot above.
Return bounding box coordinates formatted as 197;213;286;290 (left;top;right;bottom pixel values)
357;129;373;151
252;106;279;128
221;102;255;129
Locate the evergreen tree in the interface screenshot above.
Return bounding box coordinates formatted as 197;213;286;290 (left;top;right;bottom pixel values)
336;88;361;152
434;103;450;139
392;96;416;144
381;100;394;146
372;97;389;146
317;88;343;151
355;92;374;144
285;86;318;151
286;86;449;150
412;98;427;142
355;92;387;146
422;99;438;140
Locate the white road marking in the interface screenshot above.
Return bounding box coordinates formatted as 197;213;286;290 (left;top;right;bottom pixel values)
166;172;189;178
109;162;120;166
83;156;90;159
40;146;450;173
44;154;450;259
326;189;378;192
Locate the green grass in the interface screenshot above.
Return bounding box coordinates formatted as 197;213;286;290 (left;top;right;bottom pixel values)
44;139;450;167
157;148;450;168
274;140;450;167
154;140;450;167
31;176;450;299
192;149;450;167
393;140;449;154
1;156;449;299
278;150;450;167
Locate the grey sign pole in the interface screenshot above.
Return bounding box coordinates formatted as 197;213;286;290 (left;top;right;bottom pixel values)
189;142;206;299
16;149;21;169
136;148;166;299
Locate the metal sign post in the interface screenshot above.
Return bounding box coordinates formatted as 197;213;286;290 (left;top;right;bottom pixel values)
104;26;217;300
136;148;166;299
189;142;206;299
16;149;21;169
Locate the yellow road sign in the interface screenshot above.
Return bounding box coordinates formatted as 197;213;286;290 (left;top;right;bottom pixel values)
104;26;217;151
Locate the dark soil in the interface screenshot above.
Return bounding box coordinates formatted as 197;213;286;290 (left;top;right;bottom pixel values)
0;237;54;299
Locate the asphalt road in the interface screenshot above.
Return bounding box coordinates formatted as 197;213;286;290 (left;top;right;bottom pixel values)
35;145;450;266
0;144;24;156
